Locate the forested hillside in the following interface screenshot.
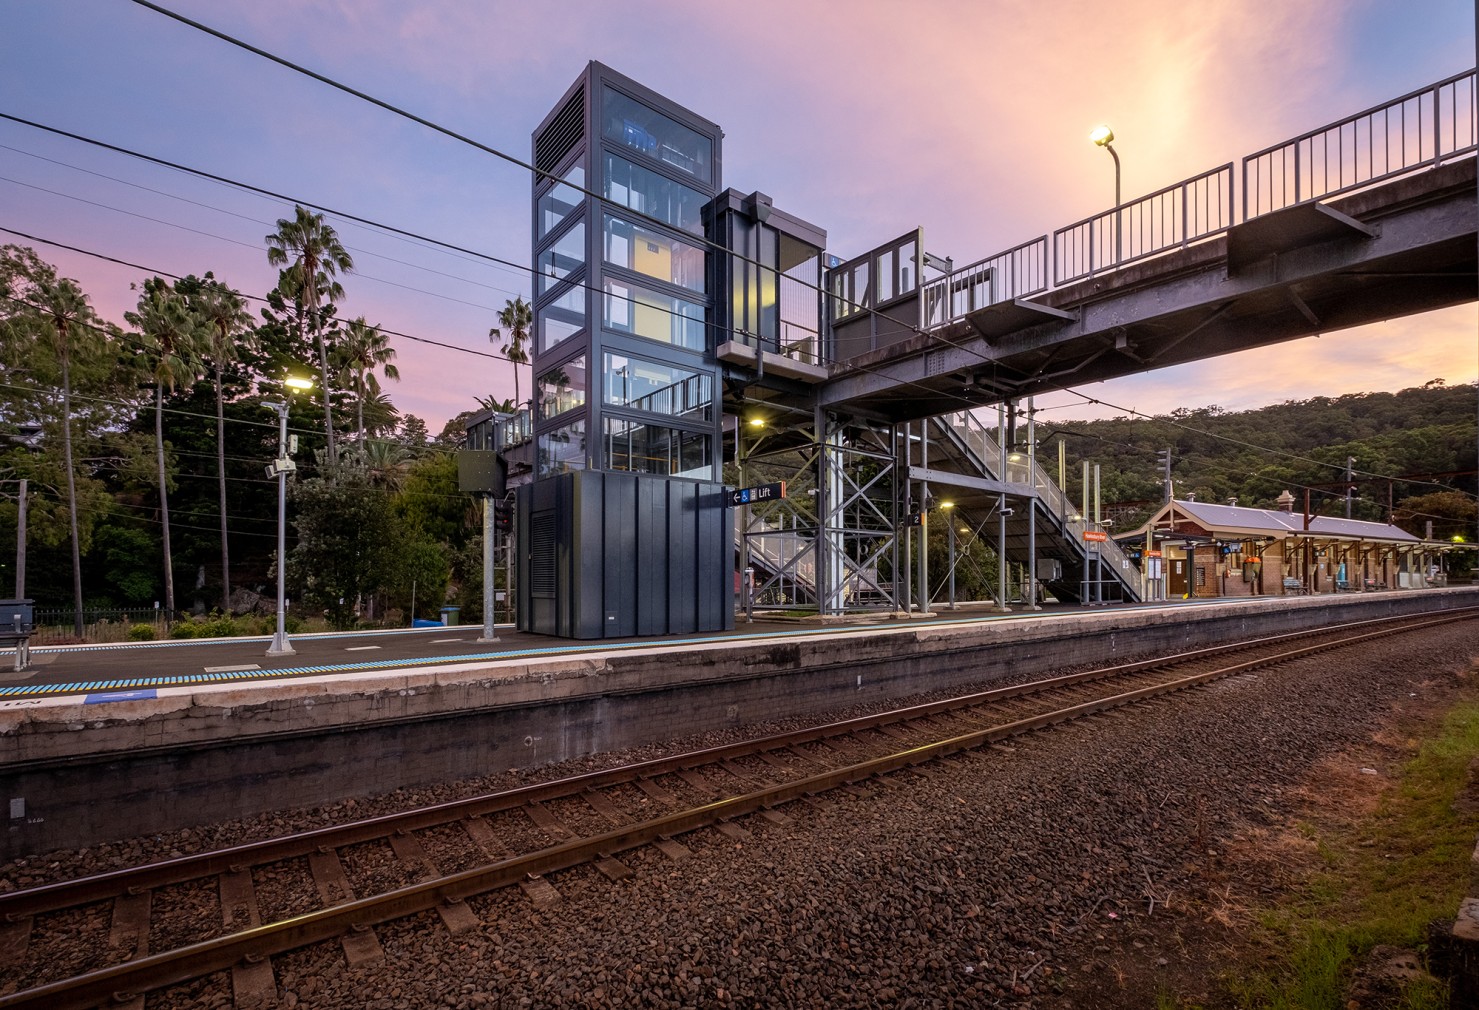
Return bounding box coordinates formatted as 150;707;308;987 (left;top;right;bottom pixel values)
1048;381;1478;543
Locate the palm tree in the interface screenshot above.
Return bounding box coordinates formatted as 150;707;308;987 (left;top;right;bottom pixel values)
126;277;202;618
266;206;353;469
182;273;254;613
337;317;399;446
474;394;517;413
358;388;401;439
32;274;105;637
489;296;532;410
361;438;413;491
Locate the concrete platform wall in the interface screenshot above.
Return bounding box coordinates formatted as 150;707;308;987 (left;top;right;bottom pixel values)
2;590;1473;859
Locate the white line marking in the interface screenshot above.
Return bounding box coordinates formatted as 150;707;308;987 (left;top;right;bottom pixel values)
203;664;262;673
344;646;382;652
431;638;468;644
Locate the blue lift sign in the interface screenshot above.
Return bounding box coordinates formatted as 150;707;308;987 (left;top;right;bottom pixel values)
730;481;787;506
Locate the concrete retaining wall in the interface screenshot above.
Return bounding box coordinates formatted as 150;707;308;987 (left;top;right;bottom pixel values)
2;590;1473;859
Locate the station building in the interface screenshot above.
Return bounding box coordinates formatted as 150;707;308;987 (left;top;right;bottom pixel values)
1126;493;1449;598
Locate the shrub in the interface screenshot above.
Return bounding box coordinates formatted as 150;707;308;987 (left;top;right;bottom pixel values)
168;622;198;639
127;624;155;642
198;617;237;639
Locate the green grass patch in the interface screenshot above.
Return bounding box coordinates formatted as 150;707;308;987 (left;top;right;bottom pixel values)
1227;695;1479;1008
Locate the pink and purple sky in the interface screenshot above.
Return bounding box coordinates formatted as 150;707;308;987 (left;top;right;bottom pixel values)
2;0;1474;431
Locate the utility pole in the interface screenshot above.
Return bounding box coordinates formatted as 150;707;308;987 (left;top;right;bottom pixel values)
14;479;26;598
1345;456;1355;519
478;494;499;643
1157;447;1173;502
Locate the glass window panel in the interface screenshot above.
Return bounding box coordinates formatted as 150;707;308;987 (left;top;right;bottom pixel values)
604;353;713;421
897;238;917;294
603;214;705;294
851;260;870;312
537;163;585;241
757;228;780;343
602;86;712;184
603;154;706;235
877;250;895;303
779;236;820;361
537;419;586;477
603;417;712;478
603;278;706;351
536;283;586;354
537;221;585;296
537;354;586;421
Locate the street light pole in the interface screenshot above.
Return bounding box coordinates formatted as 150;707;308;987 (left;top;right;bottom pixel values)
265;400;294;657
941;501;957;609
1091;125;1122;265
266;377;313;658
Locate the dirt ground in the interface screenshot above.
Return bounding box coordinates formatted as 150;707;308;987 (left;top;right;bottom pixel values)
1038;666;1477;1010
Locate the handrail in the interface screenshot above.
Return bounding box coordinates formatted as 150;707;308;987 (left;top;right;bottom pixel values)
914;70;1476;333
930;414;1138;596
1052;163;1234;285
919;236;1049;329
1243;69;1478;217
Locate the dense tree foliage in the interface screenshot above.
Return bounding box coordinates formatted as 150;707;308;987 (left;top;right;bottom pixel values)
0;232;488;627
1047;382;1477;539
1;233;1473;625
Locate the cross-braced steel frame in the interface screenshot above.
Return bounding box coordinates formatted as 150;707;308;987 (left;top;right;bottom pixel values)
736;414;902;615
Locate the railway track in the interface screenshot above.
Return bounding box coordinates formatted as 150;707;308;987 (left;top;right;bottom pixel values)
0;608;1471;1008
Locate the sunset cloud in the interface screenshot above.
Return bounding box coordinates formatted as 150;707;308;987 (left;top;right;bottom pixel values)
2;0;1471;429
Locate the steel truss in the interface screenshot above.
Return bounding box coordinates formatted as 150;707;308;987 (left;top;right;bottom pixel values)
736;415;902;615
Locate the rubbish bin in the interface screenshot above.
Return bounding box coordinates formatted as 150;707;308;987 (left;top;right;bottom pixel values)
439;606;460;627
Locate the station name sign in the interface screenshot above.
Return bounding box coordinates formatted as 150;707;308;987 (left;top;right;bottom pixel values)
731;481;787;506
1082;530;1109;542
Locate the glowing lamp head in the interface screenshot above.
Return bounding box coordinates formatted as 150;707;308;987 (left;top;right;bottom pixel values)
940;501;955;510
746;416;766;428
285;376;315;391
1090;125;1115;147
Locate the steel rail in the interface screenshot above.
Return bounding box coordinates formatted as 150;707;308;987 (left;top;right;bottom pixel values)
1;608;1470;924
2;609;1470;1009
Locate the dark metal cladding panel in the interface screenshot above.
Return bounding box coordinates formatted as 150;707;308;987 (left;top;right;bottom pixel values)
695;480;733;631
665;479;696;632
602;471;639;638
637;477;669;636
572;470;605;640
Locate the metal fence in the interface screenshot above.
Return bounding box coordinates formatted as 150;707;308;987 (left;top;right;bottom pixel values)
1243;69;1479;218
30;608;173;644
1053;163;1234;285
920;237;1049;329
917;70;1477;331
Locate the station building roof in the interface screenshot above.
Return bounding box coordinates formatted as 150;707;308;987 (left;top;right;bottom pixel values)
1126;497;1434;547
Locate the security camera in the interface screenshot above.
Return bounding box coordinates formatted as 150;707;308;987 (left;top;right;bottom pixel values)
1000;507;1015;517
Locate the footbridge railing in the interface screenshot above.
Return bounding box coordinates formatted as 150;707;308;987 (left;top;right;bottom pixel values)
916;69;1477;331
1243;68;1478;217
1053;163;1234;285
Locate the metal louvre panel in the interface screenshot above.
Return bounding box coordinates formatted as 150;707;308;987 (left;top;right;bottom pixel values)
530;510;557;597
535;88;585;176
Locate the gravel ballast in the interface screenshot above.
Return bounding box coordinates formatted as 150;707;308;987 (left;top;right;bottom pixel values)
4;620;1476;1008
